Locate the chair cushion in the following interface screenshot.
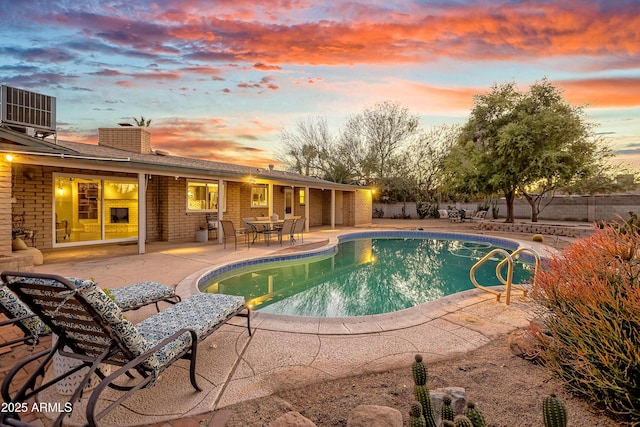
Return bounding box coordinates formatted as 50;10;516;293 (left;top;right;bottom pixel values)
108;281;177;311
0;284;49;337
135;293;246;373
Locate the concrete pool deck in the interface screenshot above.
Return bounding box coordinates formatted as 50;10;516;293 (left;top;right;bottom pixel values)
1;219;568;426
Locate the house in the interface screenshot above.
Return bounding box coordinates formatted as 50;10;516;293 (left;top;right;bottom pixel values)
0;86;372;268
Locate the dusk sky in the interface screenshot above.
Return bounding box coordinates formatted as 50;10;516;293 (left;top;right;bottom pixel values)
2;0;640;168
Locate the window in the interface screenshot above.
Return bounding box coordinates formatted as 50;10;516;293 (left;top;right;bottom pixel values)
299;189;305;205
187;181;225;212
251;186;268;207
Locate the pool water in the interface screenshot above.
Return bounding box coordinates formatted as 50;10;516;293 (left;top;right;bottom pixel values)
200;237;533;317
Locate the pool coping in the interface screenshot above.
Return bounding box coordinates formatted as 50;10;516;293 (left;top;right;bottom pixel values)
178;229;551;335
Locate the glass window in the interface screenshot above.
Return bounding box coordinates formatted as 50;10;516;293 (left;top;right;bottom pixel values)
187;181;225;212
299;189;305;205
251;186;268;207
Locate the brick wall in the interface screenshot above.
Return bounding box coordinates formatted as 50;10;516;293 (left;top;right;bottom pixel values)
0;157;12;255
354;189;372;226
308;189;325;226
11;165;136;250
98;127;152;154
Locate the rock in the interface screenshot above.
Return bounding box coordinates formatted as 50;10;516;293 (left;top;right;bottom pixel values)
16;247;44;265
269;411;317;427
347;405;403;427
509;323;546;363
431;387;466;426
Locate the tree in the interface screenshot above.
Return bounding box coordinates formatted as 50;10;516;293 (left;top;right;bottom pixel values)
133;116;152;127
341;100;420;195
278;116;356;183
445;79;612;223
403;124;460;201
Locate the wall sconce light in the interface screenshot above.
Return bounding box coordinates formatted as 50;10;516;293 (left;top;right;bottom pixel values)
24;170;35;180
5;154;13;162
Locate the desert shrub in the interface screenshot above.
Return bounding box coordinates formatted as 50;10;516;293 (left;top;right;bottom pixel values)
373;207;384;218
533;222;640;425
416;199;439;219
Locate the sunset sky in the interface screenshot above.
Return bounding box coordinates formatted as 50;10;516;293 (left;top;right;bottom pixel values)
2;0;639;168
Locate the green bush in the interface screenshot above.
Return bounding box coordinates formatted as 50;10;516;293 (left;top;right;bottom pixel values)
533;222;640;424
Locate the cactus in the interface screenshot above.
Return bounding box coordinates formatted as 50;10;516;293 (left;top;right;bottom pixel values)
414;385;437;427
453;415;475;427
412;354;428;385
441;394;455;422
543;394;567;427
463;401;487;427
443;421;455;427
410;401;427;427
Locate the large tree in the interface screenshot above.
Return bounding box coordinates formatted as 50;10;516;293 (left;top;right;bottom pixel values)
341;100;420;196
445;79;610;223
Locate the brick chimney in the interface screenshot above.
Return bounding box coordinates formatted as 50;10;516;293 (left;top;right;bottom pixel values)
98;127;152;154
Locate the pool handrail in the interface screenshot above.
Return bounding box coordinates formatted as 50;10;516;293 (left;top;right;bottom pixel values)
495;247;541;297
469;248;514;304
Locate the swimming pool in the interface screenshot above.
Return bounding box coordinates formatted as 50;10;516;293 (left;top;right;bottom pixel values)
198;231;535;317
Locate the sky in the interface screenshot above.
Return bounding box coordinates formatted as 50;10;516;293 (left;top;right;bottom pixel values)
1;0;640;168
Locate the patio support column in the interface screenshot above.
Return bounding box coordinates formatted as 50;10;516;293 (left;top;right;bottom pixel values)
217;178;223;244
268;183;274;217
304;186;309;232
137;172;146;254
331;189;336;229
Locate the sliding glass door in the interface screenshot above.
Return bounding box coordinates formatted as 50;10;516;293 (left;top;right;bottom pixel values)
54;175;138;245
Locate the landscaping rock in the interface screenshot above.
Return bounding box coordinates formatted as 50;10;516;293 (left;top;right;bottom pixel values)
269;411;317;427
347;405;403;427
431;387;466;426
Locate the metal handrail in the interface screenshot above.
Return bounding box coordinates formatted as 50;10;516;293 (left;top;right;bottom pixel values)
469;248;514;303
470;247;541;305
495;247;541;297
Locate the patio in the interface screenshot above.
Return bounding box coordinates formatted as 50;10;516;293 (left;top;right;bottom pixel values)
0;219;569;426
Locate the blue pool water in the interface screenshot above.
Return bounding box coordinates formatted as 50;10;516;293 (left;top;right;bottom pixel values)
199;232;534;317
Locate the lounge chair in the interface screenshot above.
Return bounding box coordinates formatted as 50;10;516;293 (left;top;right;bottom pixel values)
447;210;460;223
438;209;448;219
0;279;180;350
0;271;250;427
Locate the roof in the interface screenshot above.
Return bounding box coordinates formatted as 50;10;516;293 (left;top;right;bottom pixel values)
0;127;363;191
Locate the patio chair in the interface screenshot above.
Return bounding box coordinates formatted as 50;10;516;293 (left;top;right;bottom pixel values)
0;278;180;350
447;210;460;223
221;220;250;250
292;217;306;244
0;271;250;427
276;218;296;246
469;210;487;222
205;213;218;240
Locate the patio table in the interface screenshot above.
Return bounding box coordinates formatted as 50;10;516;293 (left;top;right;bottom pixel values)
246;220;284;246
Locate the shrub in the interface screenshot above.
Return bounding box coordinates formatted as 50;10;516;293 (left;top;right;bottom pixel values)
533;222;640;424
